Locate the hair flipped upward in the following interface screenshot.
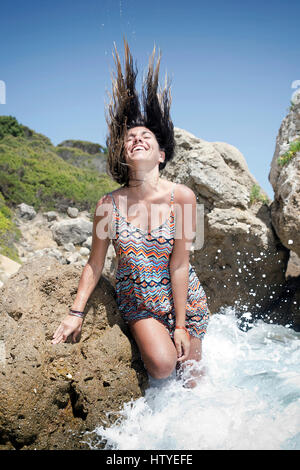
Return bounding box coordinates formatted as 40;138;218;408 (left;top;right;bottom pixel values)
105;39;175;187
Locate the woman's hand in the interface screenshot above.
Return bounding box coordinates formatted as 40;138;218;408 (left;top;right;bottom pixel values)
51;314;83;344
174;328;190;362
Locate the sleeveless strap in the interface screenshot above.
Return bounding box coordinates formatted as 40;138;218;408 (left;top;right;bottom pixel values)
170;184;176;217
108;193;119;218
170;186;175;204
110;188;175;207
109;186;176;219
108;192;116;207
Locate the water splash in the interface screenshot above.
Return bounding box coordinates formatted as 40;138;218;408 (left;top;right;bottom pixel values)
84;309;300;450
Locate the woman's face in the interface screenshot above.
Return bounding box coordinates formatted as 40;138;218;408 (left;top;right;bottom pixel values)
124;126;165;169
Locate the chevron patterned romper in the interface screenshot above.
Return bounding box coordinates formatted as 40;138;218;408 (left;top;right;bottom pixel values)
108;186;210;340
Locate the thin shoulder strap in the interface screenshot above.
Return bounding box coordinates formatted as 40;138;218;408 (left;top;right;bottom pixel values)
108;192;117;210
170;183;176;204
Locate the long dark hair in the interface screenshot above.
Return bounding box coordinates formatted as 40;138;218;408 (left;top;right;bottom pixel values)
105;38;175;187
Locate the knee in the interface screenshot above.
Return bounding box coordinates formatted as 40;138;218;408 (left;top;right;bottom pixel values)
146;355;177;380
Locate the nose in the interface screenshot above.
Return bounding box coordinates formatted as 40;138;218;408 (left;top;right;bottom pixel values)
133;135;143;144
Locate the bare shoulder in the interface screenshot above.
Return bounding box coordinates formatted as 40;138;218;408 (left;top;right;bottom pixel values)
173;183;196;204
110;186;127;196
94;190;121;217
160;178;195;201
104;186;128;203
95;192;113;209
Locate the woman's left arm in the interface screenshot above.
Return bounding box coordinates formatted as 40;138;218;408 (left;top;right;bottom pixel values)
169;184;197;361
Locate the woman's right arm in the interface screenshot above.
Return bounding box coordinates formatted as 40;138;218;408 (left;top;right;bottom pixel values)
51;194;113;344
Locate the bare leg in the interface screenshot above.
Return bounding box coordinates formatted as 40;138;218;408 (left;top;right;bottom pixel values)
128;317;178;379
176;336;204;388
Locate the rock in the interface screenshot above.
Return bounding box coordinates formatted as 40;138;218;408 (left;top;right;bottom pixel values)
44;211;58;222
161;127;289;318
63;242;75;252
269;100;300;257
67;207;79;218
15;213;58;259
0;256;148;450
101;242;117;288
51;218;92;246
27;248;64;263
83;236;92;249
259;274;300;332
79;247;90;256
65;252;82;264
286;251;300;278
17;203;37;220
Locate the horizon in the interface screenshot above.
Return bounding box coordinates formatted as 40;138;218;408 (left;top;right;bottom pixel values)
1;0;300;199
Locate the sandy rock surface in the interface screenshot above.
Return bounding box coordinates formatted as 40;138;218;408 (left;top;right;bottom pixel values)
0;256;147;450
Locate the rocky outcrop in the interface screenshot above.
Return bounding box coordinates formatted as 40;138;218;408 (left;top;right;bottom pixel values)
162;128;290;322
14;207;92;267
0;256;147;450
269;99;300;258
1;202;117;290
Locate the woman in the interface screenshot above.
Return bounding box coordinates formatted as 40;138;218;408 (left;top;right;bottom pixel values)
52;40;210;388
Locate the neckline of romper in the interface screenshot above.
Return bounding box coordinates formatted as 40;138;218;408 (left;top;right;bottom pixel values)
109;184;176;236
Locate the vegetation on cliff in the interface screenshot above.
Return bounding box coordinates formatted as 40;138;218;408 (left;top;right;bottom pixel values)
55;144;107;172
0;191;21;261
0;115;119;260
249;183;270;206
0;116;118;212
277;138;300;167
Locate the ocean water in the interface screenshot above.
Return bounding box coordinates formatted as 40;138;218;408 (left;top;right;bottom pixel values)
85;309;300;450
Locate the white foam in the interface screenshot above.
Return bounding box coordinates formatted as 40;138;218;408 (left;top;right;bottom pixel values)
85;309;300;450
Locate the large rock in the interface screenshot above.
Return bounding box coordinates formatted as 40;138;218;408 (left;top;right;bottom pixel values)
269;100;300;257
162;128;289;319
16;203;37;220
51;218;93;246
0;256;148;450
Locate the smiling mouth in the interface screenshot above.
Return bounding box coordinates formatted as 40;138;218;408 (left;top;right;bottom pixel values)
132;146;146;153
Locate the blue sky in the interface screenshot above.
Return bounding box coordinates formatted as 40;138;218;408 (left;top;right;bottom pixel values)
1;0;299;198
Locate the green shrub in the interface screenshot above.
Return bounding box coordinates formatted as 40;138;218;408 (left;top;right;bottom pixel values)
0;191;21;262
0;116;119;261
55;146;107;171
277;139;300;167
249;184;270;206
0;115;25;140
0;132;119;214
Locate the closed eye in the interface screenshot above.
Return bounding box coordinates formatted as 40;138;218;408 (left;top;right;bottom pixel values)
126;131;153;140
